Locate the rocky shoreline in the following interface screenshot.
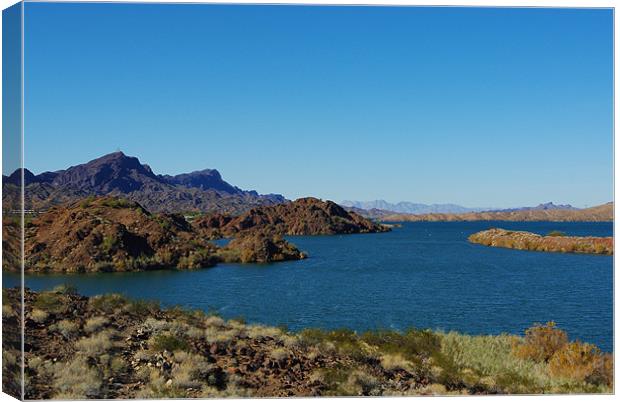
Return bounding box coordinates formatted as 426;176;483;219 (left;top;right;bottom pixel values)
2;287;612;399
468;229;613;255
3;196;306;273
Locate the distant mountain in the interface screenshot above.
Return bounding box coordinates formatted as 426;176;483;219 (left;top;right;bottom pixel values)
488;202;577;213
381;202;613;222
340;200;488;215
3;152;285;214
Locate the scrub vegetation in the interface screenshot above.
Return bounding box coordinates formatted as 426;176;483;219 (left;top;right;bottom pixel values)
6;287;612;399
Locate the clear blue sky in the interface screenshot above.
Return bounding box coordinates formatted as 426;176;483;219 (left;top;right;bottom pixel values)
22;3;613;208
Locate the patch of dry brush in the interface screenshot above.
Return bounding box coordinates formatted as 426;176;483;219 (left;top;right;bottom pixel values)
5;288;612;399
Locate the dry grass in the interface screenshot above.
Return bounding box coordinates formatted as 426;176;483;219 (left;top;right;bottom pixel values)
52;357;102;399
380;353;413;371
76;330;115;357
50;319;78;339
83;316;108;333
30;309;49;323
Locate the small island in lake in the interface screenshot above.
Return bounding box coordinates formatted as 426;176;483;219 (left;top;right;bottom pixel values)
468;228;613;255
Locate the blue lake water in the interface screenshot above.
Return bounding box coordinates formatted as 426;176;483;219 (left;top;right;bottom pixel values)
4;221;613;351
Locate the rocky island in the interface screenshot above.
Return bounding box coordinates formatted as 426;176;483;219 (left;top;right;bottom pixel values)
3;287;612;399
193;197;391;237
4;196;306;273
468;229;613;255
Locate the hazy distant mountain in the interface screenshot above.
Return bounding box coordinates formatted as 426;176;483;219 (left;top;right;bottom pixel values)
381;202;613;223
340;200;488;215
3;152;285;214
489;202;577;213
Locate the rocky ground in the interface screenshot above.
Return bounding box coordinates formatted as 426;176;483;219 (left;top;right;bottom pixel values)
2;288;612;399
468;228;613;255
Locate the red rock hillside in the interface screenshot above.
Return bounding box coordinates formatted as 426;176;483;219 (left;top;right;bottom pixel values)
193;197;390;237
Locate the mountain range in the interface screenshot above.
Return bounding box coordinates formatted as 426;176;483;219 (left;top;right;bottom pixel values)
340;200;491;215
380;202;613;223
340;200;578;215
2;152;285;214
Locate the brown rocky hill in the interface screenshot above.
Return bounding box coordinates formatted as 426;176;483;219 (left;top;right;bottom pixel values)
382;202;613;222
7;197;304;273
193;197;391;237
3;152;285;214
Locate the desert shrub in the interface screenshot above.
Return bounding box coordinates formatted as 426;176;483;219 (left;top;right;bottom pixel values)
50;319;78;339
123;299;160;316
342;369;381;396
439;332;552;393
362;328;442;362
29;309;48;323
149;333;188;352
547;231;567;237
512;322;568;363
80;196;97;209
83;316;108;333
299;328;366;359
204;326;239;344
89;293;128;313
170;353;213;389
135;367;189;398
269;347;289;362
52;357;102;399
186;326;204;339
2;305;13;318
76;331;115;356
33;292;65;314
587;353;614;387
547;342;602;383
101;235;119;253
204;315;225;328
380;354;413;371
101;197;131;209
246;324;283;340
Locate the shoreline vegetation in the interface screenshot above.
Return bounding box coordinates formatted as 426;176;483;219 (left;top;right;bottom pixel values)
468;229;613;255
3;287;613;399
2;196;389;273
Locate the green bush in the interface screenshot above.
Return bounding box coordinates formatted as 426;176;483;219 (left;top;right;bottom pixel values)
150;334;189;352
547;231;567;237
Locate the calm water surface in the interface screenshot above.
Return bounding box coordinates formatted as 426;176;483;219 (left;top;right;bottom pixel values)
5;221;613;351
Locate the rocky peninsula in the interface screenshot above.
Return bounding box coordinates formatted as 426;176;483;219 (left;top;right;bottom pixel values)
3;287;612;399
4;197;306;273
468;229;613;255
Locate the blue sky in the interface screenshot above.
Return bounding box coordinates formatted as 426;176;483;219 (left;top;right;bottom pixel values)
22;3;613;208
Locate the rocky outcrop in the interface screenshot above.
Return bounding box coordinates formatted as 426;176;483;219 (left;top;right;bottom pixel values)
3;152;286;214
6;197;305;273
383;202;614;222
194;197;391;237
468;228;613;255
220;230;308;263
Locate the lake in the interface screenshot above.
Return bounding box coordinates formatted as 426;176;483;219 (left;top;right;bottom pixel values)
4;221;613;351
